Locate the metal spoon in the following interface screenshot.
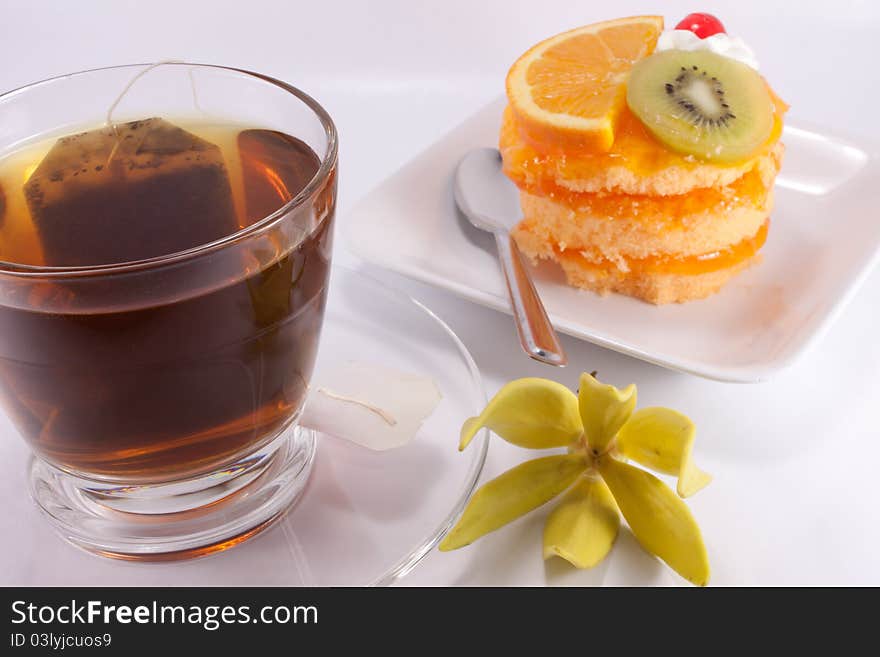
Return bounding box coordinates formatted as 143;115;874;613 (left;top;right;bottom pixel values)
454;148;567;367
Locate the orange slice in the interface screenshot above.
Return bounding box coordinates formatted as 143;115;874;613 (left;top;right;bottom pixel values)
506;16;664;152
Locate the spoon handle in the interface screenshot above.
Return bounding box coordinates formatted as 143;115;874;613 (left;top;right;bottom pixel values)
493;230;567;366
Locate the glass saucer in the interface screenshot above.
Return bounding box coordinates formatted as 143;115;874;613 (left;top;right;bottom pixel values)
4;265;488;586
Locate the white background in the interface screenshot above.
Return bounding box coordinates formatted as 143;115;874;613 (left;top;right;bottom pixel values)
1;0;879;585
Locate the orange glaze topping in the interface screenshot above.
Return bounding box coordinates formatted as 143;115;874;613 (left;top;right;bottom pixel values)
501;89;787;184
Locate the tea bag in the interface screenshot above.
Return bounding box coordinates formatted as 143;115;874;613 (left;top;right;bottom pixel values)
24;118;238;266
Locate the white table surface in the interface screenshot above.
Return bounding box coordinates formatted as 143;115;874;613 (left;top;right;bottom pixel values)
1;0;879;586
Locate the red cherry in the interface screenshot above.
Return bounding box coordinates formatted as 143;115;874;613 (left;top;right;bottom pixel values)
675;12;726;39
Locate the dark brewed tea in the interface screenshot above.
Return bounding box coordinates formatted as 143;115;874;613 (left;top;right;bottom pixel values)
0;119;334;481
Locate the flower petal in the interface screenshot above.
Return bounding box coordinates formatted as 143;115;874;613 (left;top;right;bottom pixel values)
543;477;620;569
617;407;712;497
439;454;587;551
459;378;581;451
578;373;636;452
599;457;710;586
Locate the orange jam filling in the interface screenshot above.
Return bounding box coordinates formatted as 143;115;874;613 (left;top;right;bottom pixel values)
519;163;773;225
557;219;769;276
501;90;787;182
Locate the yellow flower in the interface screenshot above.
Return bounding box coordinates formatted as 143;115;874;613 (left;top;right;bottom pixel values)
439;373;712;586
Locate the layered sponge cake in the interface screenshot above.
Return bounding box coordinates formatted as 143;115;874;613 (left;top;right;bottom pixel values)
501;14;786;304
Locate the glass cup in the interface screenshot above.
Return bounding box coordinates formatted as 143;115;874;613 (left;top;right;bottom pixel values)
0;64;338;559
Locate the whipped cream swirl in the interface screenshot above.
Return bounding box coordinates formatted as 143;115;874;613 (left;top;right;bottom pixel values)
655;30;759;70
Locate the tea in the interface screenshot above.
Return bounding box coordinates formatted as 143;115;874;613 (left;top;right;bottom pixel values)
0;120;334;481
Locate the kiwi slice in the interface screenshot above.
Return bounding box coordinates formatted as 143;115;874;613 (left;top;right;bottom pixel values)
626;49;774;163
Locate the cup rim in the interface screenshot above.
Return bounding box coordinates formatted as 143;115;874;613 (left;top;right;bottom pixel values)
0;62;338;279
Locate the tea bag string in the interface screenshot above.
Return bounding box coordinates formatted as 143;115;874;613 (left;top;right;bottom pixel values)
104;60;199;166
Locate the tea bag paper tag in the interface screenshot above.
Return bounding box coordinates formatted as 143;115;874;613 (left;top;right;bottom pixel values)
300;362;441;451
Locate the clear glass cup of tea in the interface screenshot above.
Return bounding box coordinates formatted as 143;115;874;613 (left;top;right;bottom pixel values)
0;63;337;559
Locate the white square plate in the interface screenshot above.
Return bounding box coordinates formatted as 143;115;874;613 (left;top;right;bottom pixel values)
344;98;879;382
